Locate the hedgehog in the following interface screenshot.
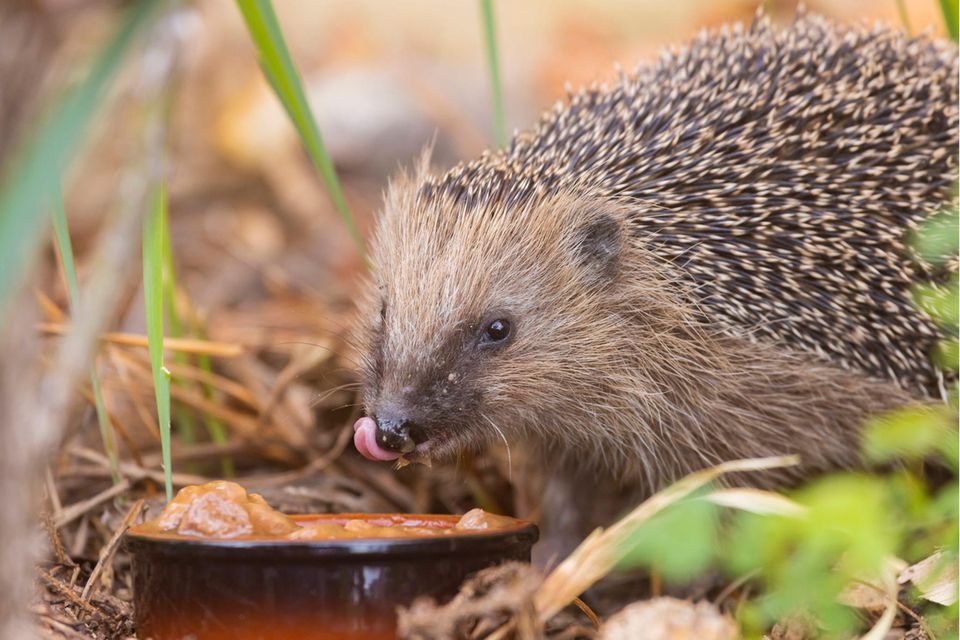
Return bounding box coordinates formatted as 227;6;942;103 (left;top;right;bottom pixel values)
350;13;959;556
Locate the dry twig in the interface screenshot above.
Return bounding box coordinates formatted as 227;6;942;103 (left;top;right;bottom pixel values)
81;499;144;601
38;322;243;357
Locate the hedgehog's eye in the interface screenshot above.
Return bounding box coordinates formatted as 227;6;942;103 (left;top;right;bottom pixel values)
479;318;512;347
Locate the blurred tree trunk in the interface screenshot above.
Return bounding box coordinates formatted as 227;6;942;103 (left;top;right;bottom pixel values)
0;0;60;162
0;305;46;639
0;3;62;637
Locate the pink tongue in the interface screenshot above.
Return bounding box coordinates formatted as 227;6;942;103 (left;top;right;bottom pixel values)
353;417;401;462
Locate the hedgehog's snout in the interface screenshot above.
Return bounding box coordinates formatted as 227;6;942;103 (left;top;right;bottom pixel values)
353;411;427;461
374;415;420;454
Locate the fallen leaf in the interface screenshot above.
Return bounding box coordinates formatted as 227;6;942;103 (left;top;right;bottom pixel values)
703;488;807;517
839;582;889;613
898;551;958;606
599;598;737;640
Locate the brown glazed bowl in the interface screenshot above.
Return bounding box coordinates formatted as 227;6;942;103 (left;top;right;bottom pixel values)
126;513;538;640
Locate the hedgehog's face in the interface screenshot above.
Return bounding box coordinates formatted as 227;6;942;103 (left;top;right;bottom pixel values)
353;184;634;463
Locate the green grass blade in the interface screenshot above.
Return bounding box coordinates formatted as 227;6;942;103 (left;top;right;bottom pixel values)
51;193;81;310
51;191;121;484
894;0;913;35
940;0;959;41
0;0;160;327
235;0;364;258
160;213;198;446
480;0;508;147
194;327;235;477
144;184;173;500
161;211;233;476
88;371;121;484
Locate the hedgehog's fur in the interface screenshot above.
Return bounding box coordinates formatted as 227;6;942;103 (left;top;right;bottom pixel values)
357;14;958;553
419;14;958;397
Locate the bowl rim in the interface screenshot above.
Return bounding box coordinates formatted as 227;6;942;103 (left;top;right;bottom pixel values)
125;512;539;559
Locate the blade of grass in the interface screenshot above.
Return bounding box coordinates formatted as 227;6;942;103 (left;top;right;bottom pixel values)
144;184;173;500
479;0;507;147
194;329;235;477
940;0;959;41
152;73;200;450
0;0;160;328
51;193;80;305
160;213;197;447
51;191;120;484
162;216;233;476
894;0;913;35
234;0;364;259
702;487;807;517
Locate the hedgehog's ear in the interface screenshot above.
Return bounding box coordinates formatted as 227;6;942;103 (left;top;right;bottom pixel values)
574;211;623;280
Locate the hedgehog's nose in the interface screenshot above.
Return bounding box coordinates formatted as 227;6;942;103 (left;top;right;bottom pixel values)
374;416;418;454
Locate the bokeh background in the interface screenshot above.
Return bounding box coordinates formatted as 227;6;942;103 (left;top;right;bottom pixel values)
10;1;952;313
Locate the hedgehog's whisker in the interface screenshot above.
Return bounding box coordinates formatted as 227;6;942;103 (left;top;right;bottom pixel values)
481;412;512;482
272;340;363;369
310;382;363;408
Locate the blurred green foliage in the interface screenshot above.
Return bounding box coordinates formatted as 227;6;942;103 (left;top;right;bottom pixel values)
914;209;959;265
865;405;957;467
727;475;899;637
940;0;959;41
620;489;718;583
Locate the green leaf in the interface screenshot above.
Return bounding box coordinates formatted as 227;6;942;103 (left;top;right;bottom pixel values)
234;0;364;259
0;0;160;327
479;0;508;147
939;427;960;471
618;490;718;583
914;280;959;329
864;404;955;464
926;602;960;639
935;336;960;374
920;485;959;559
913;208;959;266
144;184;172;500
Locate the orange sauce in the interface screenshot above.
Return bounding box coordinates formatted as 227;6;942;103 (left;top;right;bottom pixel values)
136;480;514;540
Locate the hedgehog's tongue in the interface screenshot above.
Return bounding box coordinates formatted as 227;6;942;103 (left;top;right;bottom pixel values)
353;416;401;462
